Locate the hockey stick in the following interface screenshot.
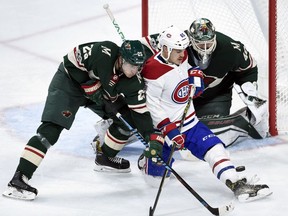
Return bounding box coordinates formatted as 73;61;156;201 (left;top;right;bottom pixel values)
102;6;233;214
149;85;195;216
149;142;176;216
105;102;234;216
103;4;126;42
102;90;233;215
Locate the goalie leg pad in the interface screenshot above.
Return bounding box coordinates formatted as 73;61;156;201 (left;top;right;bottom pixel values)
200;107;264;147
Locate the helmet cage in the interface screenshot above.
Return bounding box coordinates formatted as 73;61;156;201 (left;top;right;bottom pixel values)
188;18;216;63
191;36;216;57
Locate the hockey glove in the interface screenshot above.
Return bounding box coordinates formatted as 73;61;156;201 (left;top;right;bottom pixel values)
81;80;104;106
188;67;205;98
240;82;266;107
144;133;165;162
103;94;127;114
161;121;185;149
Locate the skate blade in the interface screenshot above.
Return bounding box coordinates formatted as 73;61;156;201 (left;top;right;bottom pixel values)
2;187;36;201
94;165;131;173
238;188;272;202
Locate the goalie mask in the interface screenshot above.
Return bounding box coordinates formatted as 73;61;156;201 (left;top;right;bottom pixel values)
158;25;190;60
120;40;146;77
188;18;216;68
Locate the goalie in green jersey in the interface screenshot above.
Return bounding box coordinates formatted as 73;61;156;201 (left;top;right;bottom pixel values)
139;18;268;148
2;40;164;200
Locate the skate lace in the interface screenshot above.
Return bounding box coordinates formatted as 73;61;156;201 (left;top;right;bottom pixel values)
108;156;122;164
21;174;30;185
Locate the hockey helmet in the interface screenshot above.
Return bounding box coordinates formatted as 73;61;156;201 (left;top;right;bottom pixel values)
119;40;146;66
188;18;216;65
158;25;190;52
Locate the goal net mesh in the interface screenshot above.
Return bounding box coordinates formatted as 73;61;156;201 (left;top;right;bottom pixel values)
144;0;288;134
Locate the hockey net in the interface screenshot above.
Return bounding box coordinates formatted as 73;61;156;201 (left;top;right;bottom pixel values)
142;0;288;136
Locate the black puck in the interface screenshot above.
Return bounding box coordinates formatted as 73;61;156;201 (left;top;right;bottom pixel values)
236;166;246;172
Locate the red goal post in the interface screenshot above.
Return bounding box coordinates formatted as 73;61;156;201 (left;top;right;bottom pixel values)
142;0;288;136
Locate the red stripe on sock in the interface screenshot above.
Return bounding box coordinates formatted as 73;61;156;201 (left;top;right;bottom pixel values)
24;147;44;158
212;158;230;173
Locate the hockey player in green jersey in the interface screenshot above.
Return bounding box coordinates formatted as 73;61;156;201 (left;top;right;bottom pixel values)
2;40;164;200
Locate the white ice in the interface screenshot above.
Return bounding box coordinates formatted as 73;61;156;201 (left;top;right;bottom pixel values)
1;1;288;216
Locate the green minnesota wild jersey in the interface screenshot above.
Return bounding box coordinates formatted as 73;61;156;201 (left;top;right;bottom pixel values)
63;41;154;138
188;32;258;102
63;41;119;99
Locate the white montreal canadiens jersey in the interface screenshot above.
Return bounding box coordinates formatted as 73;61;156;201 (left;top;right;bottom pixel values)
142;51;198;132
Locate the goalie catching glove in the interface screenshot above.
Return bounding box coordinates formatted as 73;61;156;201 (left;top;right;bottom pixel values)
235;82;267;126
188;67;205;98
240;82;266;107
144;133;165;162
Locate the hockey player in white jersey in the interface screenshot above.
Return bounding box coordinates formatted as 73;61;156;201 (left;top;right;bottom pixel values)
140;25;272;202
139;18;268;148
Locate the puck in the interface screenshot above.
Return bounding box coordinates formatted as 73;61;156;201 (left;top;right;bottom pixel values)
236;166;245;172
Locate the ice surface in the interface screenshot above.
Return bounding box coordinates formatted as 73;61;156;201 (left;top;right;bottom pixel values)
1;1;288;215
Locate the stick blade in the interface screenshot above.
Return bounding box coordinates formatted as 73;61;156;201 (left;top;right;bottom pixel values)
149;207;154;216
218;201;235;216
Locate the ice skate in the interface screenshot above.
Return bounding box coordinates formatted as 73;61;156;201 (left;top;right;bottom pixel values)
94;143;130;173
226;178;272;202
2;171;38;201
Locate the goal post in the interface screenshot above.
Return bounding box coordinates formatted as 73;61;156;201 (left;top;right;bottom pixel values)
268;0;277;136
141;0;288;136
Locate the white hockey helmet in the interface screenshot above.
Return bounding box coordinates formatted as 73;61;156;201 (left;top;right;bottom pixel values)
158;25;190;59
188;18;216;65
